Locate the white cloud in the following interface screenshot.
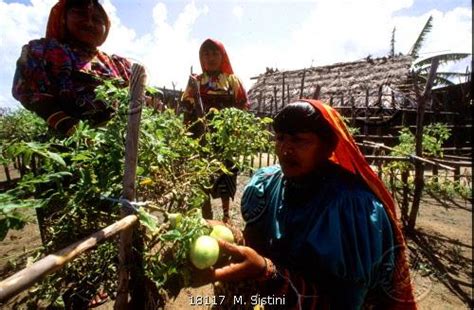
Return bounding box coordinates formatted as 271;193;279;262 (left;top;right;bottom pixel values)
0;0;57;109
101;1;209;90
230;0;471;89
0;0;471;109
232;5;243;20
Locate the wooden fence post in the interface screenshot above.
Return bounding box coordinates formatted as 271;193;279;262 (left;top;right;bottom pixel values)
408;57;440;232
286;84;290;105
115;64;147;309
364;88;369;135
273;87;279;113
3;164;10;183
299;69;306;99
312;84;321;100
281;73;285;110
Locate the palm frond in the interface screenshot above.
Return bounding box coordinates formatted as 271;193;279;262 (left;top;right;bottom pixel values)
436;72;471;79
433;76;455;86
417;72;460;87
408;16;433;57
413;53;471;68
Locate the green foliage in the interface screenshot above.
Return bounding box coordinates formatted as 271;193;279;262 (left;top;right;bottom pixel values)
389;123;451;159
0;108;47;144
383;123;470;201
425;177;472;200
1;81;273;306
340;115;360;135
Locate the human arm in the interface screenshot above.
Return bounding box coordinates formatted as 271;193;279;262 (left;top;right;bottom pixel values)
12;40;133;135
12;40;78;135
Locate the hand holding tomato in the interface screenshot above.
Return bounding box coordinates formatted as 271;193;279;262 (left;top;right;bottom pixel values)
212;240;267;282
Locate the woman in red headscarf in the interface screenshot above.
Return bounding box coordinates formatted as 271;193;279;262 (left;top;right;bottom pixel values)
181;38;249;223
11;1;131;307
205;100;416;309
12;0;131;136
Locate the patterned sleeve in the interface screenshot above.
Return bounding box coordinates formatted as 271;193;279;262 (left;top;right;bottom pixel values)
228;74;249;110
12;39;78;134
110;54;132;83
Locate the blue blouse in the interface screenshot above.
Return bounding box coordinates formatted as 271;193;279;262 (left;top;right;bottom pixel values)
241;164;396;308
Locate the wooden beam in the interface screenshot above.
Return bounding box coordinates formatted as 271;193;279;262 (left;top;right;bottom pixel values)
0;215;138;303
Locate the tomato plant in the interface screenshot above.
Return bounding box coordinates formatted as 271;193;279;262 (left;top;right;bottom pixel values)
0;81;273;306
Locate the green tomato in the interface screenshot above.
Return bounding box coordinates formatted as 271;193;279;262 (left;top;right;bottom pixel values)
190;236;220;270
210;225;234;243
167;213;183;228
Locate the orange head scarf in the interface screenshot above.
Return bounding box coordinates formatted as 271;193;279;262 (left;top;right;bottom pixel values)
199;38;234;74
45;0;110;46
300;100;417;309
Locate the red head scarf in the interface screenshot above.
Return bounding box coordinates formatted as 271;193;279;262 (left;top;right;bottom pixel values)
46;0;110;45
199;38;234;74
302;100;417;309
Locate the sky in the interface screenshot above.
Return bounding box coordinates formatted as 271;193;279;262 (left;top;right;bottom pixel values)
0;0;472;109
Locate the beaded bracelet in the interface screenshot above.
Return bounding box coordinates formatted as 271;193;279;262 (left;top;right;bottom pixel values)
258;257;278;281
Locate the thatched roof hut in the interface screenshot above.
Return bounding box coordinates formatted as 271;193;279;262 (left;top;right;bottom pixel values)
248;55;418;111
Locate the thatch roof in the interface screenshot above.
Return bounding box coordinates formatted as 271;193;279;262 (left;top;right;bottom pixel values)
248;55;418;111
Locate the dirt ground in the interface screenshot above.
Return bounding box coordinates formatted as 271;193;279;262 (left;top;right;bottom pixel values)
0;174;472;309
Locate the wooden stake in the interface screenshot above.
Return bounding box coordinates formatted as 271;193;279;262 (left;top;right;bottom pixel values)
312;84;321;100
115;64;147;309
281;73;285;109
299;69;306;99
408;57;440;231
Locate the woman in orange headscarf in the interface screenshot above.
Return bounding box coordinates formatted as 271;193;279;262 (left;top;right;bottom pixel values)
207;100;416;309
12;0;131;136
181;38;249;223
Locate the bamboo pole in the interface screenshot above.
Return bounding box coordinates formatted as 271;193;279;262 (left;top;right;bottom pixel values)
115;64;147;309
408;57;440;231
0;215;138;303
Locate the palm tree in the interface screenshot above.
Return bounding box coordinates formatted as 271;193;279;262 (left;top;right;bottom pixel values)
409;16;471;86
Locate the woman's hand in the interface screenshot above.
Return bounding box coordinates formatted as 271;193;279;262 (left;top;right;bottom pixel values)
212;240;266;282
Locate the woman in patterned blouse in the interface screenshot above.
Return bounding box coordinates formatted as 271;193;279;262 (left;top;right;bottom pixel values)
181;38;249;223
12;0;131;136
